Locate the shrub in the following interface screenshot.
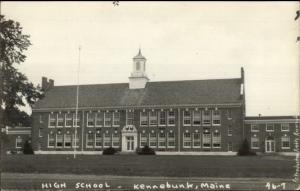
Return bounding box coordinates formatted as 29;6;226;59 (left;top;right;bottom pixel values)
103;147;117;155
237;139;256;156
23;140;34;155
137;145;155;155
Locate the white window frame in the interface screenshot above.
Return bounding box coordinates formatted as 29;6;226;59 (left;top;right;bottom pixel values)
48;113;56;128
73;113;80;127
103;133;111;148
149;133;157;148
95;133;103;148
212;110;221;126
183;132;192;148
251;124;259;132
158;111;166;126
202;132;211;148
140;133;148;147
281;124;290;132
167;110;175;126
95;112;103;127
86;133;94;148
113;112;120;127
47;134;55;148
228;142;233;151
192;110;201;126
281;136;290;149
167;132;175;148
228;126;233;136
202;110;211;126
158;132;166;148
149;111;158;126
87;112;95;127
56;113;64;127
112;133;120;148
266;124;274;132
15;136;23;149
183;110;192;126
192;133;201;148
251;137;259;149
104;112;112;127
56;134;63;148
65;113;73;127
140;111;148;126
212;132;221;148
126;110;134;126
64;134;72;148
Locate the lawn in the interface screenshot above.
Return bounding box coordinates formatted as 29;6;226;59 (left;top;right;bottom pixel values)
0;154;295;178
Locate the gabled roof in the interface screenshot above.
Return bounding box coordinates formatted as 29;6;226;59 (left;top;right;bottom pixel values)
32;78;243;110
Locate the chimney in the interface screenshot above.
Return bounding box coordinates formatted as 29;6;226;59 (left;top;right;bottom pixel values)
49;79;54;88
41;77;48;91
241;67;244;83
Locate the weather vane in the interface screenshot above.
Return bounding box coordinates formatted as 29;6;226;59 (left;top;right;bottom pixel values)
113;1;119;6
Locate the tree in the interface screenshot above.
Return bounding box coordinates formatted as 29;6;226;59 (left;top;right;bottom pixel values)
237;138;256;156
0;15;43;152
23;139;34;154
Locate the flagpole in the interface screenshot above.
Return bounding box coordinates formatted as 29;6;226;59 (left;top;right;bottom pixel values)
74;45;81;159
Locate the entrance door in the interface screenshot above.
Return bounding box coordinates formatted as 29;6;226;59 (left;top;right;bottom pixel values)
265;140;275;153
126;136;134;151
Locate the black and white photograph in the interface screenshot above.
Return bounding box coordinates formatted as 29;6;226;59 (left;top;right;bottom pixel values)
0;1;299;190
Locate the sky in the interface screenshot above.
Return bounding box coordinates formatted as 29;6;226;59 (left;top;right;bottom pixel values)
2;1;299;116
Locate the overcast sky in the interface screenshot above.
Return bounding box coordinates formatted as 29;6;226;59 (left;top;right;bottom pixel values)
2;1;299;116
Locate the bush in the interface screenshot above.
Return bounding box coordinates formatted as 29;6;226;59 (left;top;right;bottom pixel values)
136;145;155;155
103;147;117;155
23;140;34;155
237;139;256;156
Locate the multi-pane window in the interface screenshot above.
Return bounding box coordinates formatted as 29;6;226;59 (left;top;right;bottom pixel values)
183;132;192;148
126;110;134;125
86;132;94;148
49;113;56;127
212;110;221;125
251;137;259;149
158;132;166;148
95;112;103;127
140;111;148;126
73;113;80;127
95;133;102;148
149;132;157;148
57;113;64;127
104;112;112;127
167;111;175;126
202;110;211;125
193;111;201;125
56;134;63;148
212;132;221;148
16;137;22;148
228;142;233;151
112;133;120;147
72;134;79;148
65;113;73;127
251;124;259;132
159;111;166;126
87;112;95;127
64;134;72;148
149;111;158;126
48;134;55;148
202;131;211;148
167;132;175;148
113;112;120;127
266;124;274;132
104;133;111;147
281;124;289;132
281;136;290;149
183;111;191;126
228;126;233;136
140;133;148;147
193;133;201;148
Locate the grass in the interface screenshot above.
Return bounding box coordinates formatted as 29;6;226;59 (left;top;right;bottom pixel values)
0;154;295;178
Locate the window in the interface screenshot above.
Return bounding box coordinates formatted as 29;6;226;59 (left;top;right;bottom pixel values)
126;110;134;125
193;133;201;148
202;131;211;148
87;112;95;127
56;134;63;148
48;134;55;148
193;111;201;125
112;133;120;147
266;124;274;132
228;142;233;151
104;133;111;147
183;132;192;148
227;109;232;119
73;113;80;127
65;113;73;127
95;112;103;127
149;132;157;148
16;137;22;149
136;61;141;70
39;114;43;123
64;134;72;148
167;132;175;148
212;110;221;126
104;112;112;127
202;110;211;125
212;132;221;148
57;113;64;127
183;111;191;126
113;112;120;127
72;134;79;148
251;124;259;132
167;111;175;126
49;113;56;127
140;133;148;147
140;111;148;126
281;136;290;149
281;124;289;132
159;111;166;126
149;111;158;126
228;126;233;136
251;137;259;149
86;132;94;148
39;128;43;137
158;132;166;148
95;133;102;148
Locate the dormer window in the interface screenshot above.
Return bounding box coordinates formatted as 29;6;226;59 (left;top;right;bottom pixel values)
136;61;141;71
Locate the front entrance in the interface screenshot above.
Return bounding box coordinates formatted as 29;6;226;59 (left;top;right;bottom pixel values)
265;140;275;153
126;136;135;151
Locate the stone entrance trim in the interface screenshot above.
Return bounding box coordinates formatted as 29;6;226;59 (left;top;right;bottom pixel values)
121;125;138;152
